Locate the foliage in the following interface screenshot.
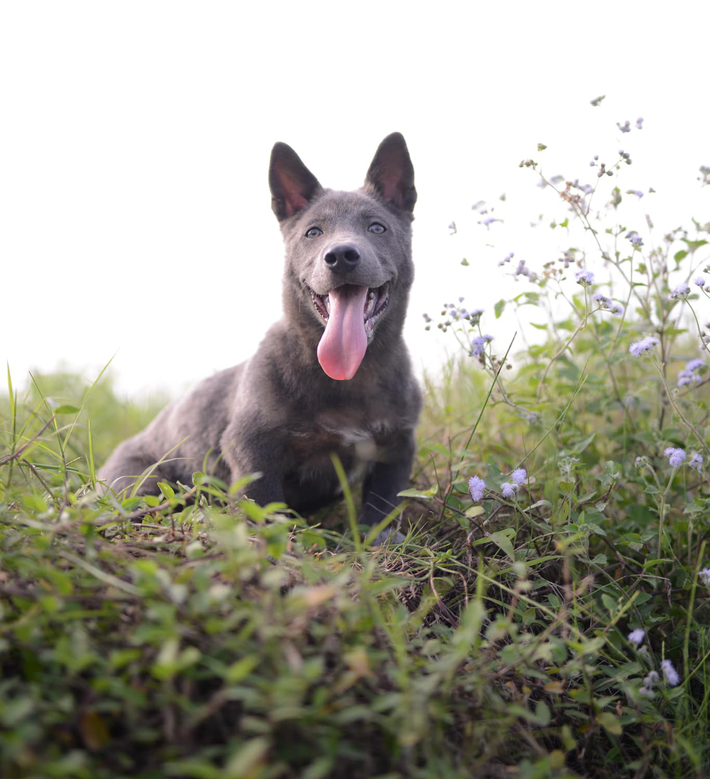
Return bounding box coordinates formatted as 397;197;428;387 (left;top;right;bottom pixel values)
1;114;709;778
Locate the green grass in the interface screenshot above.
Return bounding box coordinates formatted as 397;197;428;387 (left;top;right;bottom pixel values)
1;123;709;778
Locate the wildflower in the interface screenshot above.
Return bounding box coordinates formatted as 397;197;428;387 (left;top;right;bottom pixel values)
689;453;703;472
498;251;514;267
592;293;611;307
661;659;680;687
628;628;645;645
636;117;644;129
576;269;595;286
511;468;527;485
694;277;706;288
610;303;624;316
617;120;631;133
677;370;700;387
686;358;705;373
500;482;516;499
527;412;539;424
635;456;646;467
629;336;659;357
626;230;644;247
627;189;644;198
699;568;710;586
639;669;659;699
468;476;486;502
670;283;690;299
471;334;494;357
480;216;500;227
664;447;686;467
514;259;537;282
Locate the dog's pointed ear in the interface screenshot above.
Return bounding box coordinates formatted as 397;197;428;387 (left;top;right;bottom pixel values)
364;132;417;213
269;142;323;221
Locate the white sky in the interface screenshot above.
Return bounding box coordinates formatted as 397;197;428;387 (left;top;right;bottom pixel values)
2;1;709;400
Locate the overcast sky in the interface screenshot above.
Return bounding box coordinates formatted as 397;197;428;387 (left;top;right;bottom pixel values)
2;1;708;400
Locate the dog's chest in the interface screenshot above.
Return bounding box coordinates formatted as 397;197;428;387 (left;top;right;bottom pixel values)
285;409;391;479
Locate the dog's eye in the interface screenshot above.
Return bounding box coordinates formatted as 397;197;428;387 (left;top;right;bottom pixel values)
305;227;323;238
368;223;386;234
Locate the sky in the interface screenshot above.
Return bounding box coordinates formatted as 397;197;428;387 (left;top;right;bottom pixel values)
2;1;709;401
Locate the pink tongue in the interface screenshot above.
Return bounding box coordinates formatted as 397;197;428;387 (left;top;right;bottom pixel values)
317;285;369;380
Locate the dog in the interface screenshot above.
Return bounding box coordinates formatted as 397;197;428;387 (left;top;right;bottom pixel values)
99;133;422;543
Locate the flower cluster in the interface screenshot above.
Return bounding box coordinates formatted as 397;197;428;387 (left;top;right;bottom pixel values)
629;336;659;357
664;447;686;467
670;283;690;299
468;476;486;502
695;277;706;288
471;334;494;357
677;358;705;387
699;568;710;586
690;453;703;472
639;670;659;698
513;259;537;282
576;269;595;286
498;251;514;267
661;659;680;687
628;628;645;646
592;293;624;316
500;468;527;499
626;230;644;247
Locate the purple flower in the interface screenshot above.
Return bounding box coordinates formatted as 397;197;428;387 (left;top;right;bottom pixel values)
627;189;644;198
511;468;527;485
671;283;691;299
626;230;644;247
628;629;645;645
468;476;486;502
576;269;595;286
470;334;494;357
661;659;680;687
498;252;514;267
664;447;686;467
689;453;703;472
694;277;706;288
617;120;631;133
699;567;710;586
480;216;500;227
677;369;701;387
686;358;704;372
610;303;624;316
636;117;644;129
500;482;516;499
593;293;611;307
629;336;659;357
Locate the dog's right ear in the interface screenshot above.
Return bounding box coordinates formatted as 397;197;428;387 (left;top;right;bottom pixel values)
269;143;323;221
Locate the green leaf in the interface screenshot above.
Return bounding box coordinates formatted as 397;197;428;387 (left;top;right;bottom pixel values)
461;257;469;266
490;530;515;560
494;299;506;319
598;711;622;735
53;405;80;415
158;482;175;501
398;485;437;499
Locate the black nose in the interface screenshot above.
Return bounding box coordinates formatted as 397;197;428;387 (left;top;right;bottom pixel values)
324;244;361;273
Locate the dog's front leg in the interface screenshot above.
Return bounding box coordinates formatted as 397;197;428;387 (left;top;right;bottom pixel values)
361;429;416;545
221;421;285;507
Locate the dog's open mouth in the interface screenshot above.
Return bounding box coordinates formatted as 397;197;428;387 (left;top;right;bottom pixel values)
309;283;390;381
310;283;390;334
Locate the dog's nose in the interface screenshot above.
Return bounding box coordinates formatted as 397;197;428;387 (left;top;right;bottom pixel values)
323;244;361;273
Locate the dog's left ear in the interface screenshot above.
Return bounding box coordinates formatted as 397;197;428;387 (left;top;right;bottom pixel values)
364;132;417;213
269;142;323;221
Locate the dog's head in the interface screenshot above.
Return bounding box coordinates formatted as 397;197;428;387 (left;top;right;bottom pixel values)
269;133;416;381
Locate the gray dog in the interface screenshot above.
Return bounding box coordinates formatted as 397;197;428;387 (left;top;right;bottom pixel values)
99;133;421;542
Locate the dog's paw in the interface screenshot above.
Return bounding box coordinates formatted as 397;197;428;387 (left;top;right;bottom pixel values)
371;528;406;546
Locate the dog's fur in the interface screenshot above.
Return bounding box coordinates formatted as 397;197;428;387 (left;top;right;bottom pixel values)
99;133;421;539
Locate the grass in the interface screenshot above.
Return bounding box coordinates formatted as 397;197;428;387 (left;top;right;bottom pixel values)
1;119;709;778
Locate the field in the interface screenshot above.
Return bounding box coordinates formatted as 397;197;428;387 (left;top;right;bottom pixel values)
1;129;709;778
